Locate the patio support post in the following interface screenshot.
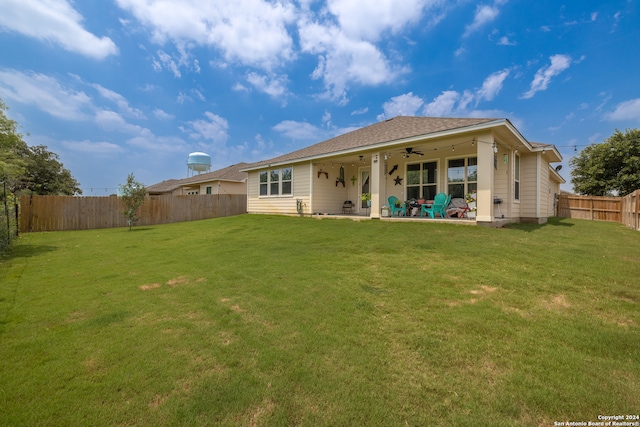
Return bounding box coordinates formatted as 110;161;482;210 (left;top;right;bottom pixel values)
476;132;494;223
370;152;383;218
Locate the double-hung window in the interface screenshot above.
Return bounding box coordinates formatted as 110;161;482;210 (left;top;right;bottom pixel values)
259;167;292;196
447;157;477;198
406;161;437;200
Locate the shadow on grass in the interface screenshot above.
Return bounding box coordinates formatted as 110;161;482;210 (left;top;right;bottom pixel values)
504;217;575;232
125;227;156;232
0;244;57;261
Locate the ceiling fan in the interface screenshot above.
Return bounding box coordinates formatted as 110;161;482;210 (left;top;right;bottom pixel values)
403;147;423;157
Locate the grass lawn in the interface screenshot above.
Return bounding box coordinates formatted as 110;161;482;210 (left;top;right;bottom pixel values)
1;215;639;426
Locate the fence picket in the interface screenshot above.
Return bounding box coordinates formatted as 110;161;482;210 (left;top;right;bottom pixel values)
20;194;247;232
558;191;640;231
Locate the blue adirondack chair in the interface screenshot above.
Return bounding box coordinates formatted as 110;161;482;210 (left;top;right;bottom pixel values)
388;196;406;217
421;193;448;218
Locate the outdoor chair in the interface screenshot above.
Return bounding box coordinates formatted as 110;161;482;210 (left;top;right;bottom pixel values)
446;197;469;218
421;192;448;218
388;196;406;217
342;200;354;214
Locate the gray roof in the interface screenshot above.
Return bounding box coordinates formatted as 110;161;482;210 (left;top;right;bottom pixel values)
243;116;500;170
147;162;249;193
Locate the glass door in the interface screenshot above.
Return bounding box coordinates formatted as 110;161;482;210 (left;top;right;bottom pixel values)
360;168;370;212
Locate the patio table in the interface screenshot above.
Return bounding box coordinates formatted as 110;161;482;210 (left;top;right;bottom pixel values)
405;200;433;217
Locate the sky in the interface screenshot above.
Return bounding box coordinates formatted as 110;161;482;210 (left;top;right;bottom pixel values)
0;0;639;195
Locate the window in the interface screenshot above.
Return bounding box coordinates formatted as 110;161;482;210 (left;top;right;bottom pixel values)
260;167;293;196
281;167;292;195
514;154;520;201
406;161;437;200
206;186;212;195
259;171;268;196
447;157;477;198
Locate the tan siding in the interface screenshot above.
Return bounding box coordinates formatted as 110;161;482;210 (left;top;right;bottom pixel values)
520;154;538;217
539;162;550;216
198;181;246;195
493;147;510;217
311;163;358;213
247;164;311;215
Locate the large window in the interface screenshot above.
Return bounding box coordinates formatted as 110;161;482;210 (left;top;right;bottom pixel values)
260;167;292;196
406;161;437;200
447;157;477;198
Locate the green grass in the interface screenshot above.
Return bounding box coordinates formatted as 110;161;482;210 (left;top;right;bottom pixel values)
1;215;639;426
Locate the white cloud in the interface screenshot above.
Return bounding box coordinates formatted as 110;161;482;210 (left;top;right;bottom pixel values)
115;0;296;71
300;20;405;103
153;109;174;120
94;110;148;135
61;140;124;154
464;4;500;37
326;0;429;41
377;92;424;120
0;0;117;59
476;68;510;102
351;107;369;115
0;68;92;120
420;68;510;116
497;36;516;46
424;91;461;116
273;120;323;141
246;73;289;99
521;54;572;99
89;83;145;119
606;98;640;121
184;112;230;145
157;50;181;78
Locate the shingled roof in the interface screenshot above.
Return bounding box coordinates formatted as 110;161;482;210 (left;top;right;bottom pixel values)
243;116;501;170
147;162;249;194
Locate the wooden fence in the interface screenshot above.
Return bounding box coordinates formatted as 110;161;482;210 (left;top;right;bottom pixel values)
557;190;640;231
20;194;247;232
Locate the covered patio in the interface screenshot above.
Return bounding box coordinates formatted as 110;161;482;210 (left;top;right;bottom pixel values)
244;116;564;225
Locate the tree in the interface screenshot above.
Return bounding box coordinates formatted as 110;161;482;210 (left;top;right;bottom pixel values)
26;145;82;195
570;129;640;196
0;99;29;191
120;173;146;230
0;98;81;195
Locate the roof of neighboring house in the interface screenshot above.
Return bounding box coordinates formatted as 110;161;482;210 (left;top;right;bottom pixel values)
242;116;501;170
147;162;249;194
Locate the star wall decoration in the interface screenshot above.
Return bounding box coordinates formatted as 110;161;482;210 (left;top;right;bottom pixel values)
394;175;403;185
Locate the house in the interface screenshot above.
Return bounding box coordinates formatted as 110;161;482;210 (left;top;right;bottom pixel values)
147;162;249;196
241;116;565;225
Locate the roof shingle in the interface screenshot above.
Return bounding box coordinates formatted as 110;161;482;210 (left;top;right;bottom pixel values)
244;116;500;169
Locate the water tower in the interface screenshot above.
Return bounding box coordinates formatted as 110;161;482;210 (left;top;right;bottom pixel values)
187;152;211;176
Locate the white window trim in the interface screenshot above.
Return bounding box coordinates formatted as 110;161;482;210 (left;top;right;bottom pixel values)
405;159;439;199
259;166;293;198
445;155;478;197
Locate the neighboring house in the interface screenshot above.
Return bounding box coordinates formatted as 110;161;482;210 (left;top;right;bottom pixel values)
147;163;249;196
241;116;565;225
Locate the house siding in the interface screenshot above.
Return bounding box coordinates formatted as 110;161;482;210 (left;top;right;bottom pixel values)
493;146;510;218
547;171;561;217
247;163;311;215
520;154;539;219
539;161;550;217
